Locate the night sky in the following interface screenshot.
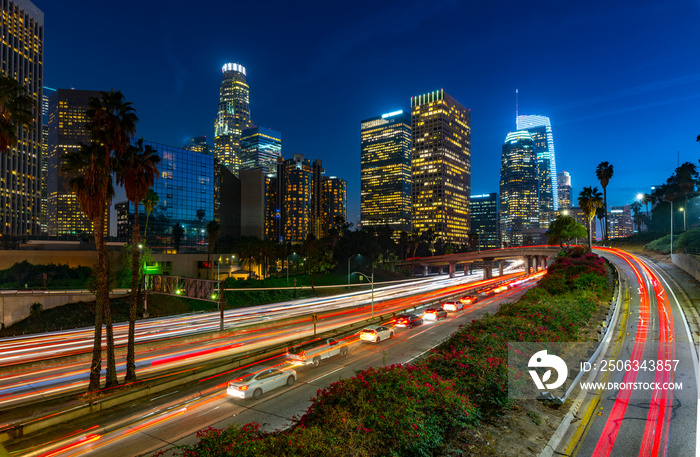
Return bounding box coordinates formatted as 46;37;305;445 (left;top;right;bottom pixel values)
36;0;700;228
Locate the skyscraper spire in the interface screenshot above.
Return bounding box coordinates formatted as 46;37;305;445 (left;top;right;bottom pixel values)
515;89;519;126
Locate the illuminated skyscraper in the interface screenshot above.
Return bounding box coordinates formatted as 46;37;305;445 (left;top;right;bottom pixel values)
517;115;558;217
411;90;471;246
47;89;104;236
469;193;499;249
500;131;539;247
557;171;572;210
183;136;210;155
609;205;633;238
41;86;55;234
214;63;251;176
241;126;282;175
269;154;324;243
0;0;43;235
321;176;347;236
360;110;411;235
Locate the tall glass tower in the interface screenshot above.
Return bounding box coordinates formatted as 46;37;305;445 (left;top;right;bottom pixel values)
0;0;43;235
214;63;251;176
516;115;558;218
241;126;282;175
360;110;411;236
500;131;539;247
411;90;471;246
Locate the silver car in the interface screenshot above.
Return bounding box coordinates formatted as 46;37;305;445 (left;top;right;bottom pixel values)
227;366;297;400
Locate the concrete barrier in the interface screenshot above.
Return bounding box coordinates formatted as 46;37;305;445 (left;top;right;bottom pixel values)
672;253;700;283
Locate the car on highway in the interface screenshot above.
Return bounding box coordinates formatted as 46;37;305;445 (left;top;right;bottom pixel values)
442;301;465;312
227;365;297;400
459;295;478;305
395;313;423;328
286;337;348;367
360;325;394;342
423;308;447;320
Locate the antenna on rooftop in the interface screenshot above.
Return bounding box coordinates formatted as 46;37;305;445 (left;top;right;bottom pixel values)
515;89;519;127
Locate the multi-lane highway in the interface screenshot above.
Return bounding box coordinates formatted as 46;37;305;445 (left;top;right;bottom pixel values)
4;276;538;457
555;248;698;456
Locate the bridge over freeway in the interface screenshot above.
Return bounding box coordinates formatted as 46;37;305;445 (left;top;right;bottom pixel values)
395;245;562;279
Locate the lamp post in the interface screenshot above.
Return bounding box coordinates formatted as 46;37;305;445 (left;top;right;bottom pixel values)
286;253;296;284
352;266;374;318
670;200;674;255
348;253;360;285
680;207;686;232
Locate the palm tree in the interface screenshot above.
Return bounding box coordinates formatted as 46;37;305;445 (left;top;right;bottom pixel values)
172;223;184;253
84;89;138;388
640;193;652;228
595;206;606;240
206;220;220;280
595;162;614;240
62;142;115;392
0;76;33;153
142;189;159;245
578;186;603;249
115;138;160;382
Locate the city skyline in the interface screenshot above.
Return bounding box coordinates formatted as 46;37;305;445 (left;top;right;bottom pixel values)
35;0;700;226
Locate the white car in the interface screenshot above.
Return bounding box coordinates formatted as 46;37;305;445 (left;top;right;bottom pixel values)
227;366;296;400
360;325;394;343
442;301;465;312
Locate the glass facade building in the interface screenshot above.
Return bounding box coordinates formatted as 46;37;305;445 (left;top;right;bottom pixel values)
557;171;572;210
241;126;282;175
0;0;43;235
360;110;411;236
500;131;539;247
47;89;104;236
609;205;633;239
214;63;251;176
411;90;471;246
183;136;210;155
469;193;499;250
517;115;558;215
41;86;55;234
121;141;215;250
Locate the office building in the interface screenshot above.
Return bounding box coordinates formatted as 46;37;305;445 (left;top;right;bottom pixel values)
411;90;471;246
0;0;43;235
500;131;539;247
517;115;559;218
569;206;597;241
360;110;412;236
183;136;210;155
213;63;251;176
240;167;266;239
469;193;499;249
321;176;347;236
47;89;104;236
557;171;572;210
609;205;633;239
119;141;216;250
241;126;282;175
265;154;344;243
41;86;56;234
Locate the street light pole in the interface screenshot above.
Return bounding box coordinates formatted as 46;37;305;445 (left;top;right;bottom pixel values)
671;200;674;255
352;268;375;318
680;207;686;231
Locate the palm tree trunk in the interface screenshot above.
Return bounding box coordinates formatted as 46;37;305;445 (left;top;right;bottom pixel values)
125;205;140;382
99;199;118;388
603;187;608;240
87;214;104;392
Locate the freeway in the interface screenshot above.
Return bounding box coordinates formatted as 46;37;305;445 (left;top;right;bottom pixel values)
4;278;539;457
0;271;524;421
556;248;699;456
